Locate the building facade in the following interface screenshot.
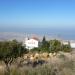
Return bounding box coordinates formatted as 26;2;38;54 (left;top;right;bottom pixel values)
24;38;38;50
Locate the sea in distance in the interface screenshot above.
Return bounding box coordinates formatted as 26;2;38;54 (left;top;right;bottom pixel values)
0;27;75;40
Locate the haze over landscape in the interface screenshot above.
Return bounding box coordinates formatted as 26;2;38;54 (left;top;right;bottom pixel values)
0;0;75;40
0;1;75;75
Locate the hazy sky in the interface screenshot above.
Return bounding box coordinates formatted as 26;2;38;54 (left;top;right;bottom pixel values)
0;0;75;31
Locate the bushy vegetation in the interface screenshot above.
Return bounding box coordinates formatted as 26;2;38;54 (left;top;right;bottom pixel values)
0;40;27;74
31;36;72;53
0;37;72;75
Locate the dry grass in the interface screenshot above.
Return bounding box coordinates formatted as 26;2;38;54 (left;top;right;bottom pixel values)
0;51;75;75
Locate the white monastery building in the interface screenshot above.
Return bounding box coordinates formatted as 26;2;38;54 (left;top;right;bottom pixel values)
24;37;39;50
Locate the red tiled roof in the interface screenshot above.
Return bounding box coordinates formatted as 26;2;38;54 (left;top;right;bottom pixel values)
32;36;39;41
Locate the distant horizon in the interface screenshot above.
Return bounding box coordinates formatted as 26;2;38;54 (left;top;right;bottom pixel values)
0;27;75;40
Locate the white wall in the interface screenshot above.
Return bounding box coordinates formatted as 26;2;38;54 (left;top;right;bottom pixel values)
70;43;75;48
62;42;69;45
25;39;38;50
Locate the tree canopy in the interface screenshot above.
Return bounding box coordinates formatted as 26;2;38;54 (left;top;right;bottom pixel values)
31;37;72;53
0;40;27;65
